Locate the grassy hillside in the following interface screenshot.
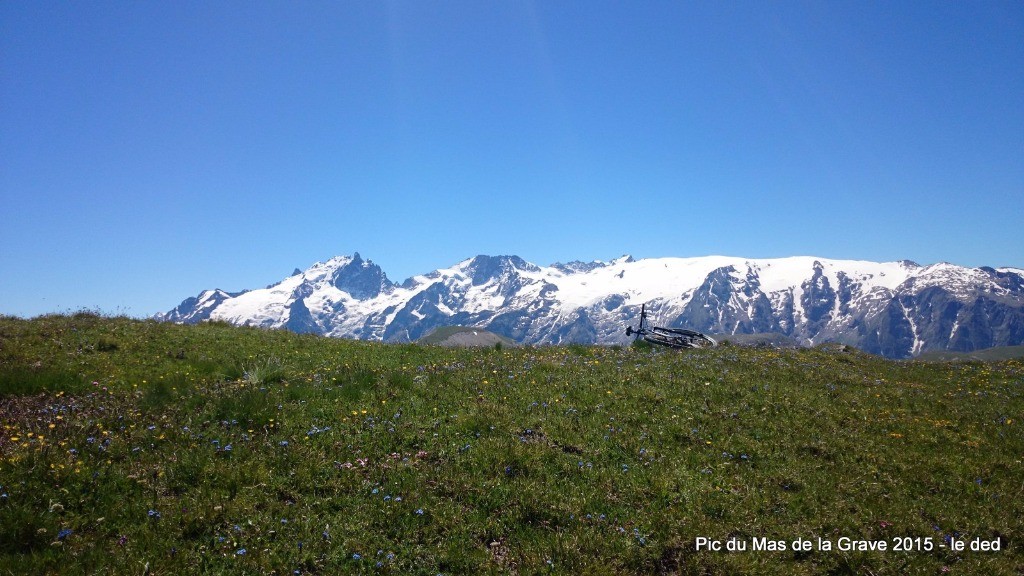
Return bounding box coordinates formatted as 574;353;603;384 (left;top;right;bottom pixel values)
0;314;1021;575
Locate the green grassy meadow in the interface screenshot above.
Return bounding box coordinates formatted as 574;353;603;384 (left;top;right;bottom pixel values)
0;314;1021;575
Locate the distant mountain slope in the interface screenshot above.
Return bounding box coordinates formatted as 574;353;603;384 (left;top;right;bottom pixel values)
714;333;804;349
916;345;1024;362
157;252;1024;358
418;326;518;348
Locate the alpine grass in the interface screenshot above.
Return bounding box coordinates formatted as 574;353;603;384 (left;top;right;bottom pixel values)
0;314;1020;574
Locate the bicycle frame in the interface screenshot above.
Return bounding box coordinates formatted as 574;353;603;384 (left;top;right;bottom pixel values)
626;304;717;349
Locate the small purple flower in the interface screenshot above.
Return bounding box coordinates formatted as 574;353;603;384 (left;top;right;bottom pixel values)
57;528;73;540
236;548;247;555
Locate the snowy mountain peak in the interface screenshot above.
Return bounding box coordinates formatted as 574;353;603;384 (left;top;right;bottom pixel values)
158;252;1024;358
327;253;392;300
461;255;539;286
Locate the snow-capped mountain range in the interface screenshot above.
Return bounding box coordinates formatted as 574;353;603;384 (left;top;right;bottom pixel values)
157;253;1024;358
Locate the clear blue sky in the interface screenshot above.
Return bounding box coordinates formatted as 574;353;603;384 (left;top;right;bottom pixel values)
2;1;1022;317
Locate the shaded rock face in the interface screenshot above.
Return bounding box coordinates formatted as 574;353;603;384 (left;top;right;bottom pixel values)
550;309;598;344
381;282;481;343
674;266;775;335
466;255;538;286
329;253;392;300
552;260;609;274
158;254;1024;359
283;298;319;334
801;262;836;326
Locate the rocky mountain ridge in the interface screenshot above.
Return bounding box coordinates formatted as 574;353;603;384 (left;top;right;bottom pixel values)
158;253;1024;358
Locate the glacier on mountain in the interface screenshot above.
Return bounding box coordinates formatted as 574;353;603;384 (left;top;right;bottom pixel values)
157;252;1024;358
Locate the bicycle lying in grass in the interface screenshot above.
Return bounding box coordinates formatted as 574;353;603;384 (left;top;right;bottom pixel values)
626;304;717;349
